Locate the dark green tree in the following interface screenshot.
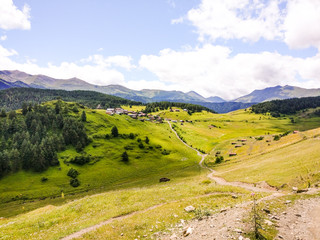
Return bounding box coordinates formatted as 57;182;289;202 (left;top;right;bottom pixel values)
121;151;129;162
145;136;149;144
81;111;87;122
111;126;119;137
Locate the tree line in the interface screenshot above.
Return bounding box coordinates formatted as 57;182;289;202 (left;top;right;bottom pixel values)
0;101;89;178
0;88;142;111
251;96;320;116
144;101;216;113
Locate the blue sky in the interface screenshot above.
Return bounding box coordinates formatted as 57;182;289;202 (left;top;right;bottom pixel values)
1;0;320;99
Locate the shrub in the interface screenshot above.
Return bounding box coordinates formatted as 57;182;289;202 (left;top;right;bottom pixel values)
67;168;79;178
194;207;211;220
70;155;90;165
138;142;144;149
215;156;224;164
145;136;150;144
121;151;129;162
70;178;80;187
162;149;170;155
129;133;135;139
273;135;280;141
41;177;48;182
256;136;264;141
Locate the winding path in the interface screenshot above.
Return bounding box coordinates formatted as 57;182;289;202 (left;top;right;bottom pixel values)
167;121;279;193
61;121;282;239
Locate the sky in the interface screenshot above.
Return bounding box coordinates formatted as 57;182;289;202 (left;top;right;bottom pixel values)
1;0;320;100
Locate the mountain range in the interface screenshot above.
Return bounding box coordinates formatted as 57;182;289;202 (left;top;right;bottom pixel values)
1;70;320;113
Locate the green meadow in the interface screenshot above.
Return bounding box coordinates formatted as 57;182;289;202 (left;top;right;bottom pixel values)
1;102;320;240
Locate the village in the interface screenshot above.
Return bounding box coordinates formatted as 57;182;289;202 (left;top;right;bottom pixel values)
105;107;192;124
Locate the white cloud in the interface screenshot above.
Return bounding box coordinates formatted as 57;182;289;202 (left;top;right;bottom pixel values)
185;0;320;50
82;55;135;70
171;17;184;25
0;44;132;86
186;0;284;42
284;0;320;49
0;35;7;41
140;44;320;99
0;0;31;30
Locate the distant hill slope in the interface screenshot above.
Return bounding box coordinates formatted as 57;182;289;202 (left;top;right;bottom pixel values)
0;78;30;90
0;70;224;103
233;85;320;103
0;88;142;110
251;95;320;115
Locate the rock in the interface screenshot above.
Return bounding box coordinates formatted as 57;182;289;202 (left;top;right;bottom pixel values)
159;177;170;183
263;208;271;213
234;228;242;233
210;224;214;228
295;213;302;217
220;208;228;213
285;200;291;204
264;220;273;226
232;194;238;199
272;215;280;220
184;206;195;212
173;214;178;218
120;233;124;236
170;233;177;239
278;235;283;239
239;236;244;240
292;187;298;192
183;227;193;237
297;189;308;193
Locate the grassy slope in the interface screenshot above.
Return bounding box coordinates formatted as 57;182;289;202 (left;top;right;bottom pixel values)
0;105;199;217
158;109;319;153
0;172;253;240
212;127;320;189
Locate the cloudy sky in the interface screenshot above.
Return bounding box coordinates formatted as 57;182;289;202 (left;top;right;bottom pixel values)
1;0;320;100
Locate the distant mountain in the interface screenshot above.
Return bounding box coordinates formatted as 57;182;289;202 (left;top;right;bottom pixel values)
5;70;320;113
0;78;30;90
0;70;225;103
206;96;226;103
233;85;320;103
192;101;255;114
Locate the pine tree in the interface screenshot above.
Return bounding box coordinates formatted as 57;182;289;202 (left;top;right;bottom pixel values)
121;151;129;162
111;126;119;137
81;111;87;122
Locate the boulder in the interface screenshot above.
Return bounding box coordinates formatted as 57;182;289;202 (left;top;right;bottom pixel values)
184;206;195;212
183;227;193;237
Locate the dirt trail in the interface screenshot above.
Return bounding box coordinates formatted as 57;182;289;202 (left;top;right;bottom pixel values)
276;197;320;240
167;121;278;193
60;122;317;239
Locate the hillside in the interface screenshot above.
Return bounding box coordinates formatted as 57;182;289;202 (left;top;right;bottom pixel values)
0;78;30;90
233;85;320;103
0;101;200;217
0;104;320;239
0;70;222;103
0;88;142;111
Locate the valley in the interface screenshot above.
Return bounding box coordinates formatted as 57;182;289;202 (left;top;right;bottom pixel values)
0;93;320;239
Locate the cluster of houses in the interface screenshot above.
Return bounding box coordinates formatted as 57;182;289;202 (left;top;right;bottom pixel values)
105;108;163;123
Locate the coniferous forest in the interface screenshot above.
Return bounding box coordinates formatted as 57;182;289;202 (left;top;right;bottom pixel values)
0;88;142;111
0;100;89;178
251;96;320;115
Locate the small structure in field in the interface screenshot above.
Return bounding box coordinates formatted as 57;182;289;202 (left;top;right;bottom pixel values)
235;145;242;148
231;142;237;145
240;139;247;142
229;153;237;156
159;177;170;183
293;130;299;134
106;108;115;115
